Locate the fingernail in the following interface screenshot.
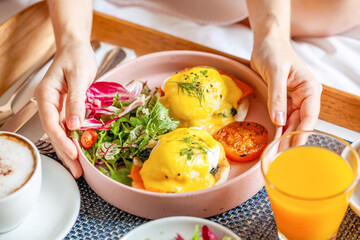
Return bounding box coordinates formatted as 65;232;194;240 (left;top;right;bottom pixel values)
62;161;72;174
65;151;74;161
70;168;77;178
68;115;80;130
275;112;286;126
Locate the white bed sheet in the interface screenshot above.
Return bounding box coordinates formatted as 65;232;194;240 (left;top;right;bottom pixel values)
1;0;359;141
1;0;360;96
93;0;360;96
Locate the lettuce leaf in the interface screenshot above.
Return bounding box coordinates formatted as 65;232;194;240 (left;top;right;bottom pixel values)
75;81;179;186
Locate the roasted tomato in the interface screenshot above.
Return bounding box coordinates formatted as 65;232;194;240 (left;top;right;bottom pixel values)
81;129;98;149
214;121;268;162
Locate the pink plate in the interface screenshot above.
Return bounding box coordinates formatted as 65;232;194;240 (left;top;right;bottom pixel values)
74;50;282;219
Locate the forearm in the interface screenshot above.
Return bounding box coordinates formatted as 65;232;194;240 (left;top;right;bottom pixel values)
47;0;93;49
246;0;290;45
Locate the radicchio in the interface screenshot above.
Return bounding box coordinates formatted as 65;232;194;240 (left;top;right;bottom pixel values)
201;225;219;240
86;81;138;107
125;80;144;96
176;234;185;240
81;81;146;130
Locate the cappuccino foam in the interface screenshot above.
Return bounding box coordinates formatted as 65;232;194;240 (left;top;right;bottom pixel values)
0;135;35;198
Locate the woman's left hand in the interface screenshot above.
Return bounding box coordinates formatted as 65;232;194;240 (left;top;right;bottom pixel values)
250;37;323;133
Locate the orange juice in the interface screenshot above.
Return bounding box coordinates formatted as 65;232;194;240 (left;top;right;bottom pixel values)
265;146;354;240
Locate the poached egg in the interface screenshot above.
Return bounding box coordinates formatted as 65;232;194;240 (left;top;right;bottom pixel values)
160;67;246;135
139;128;229;193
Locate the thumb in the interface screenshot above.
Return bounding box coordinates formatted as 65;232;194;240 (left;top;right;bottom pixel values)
267;68;288;127
65;71;94;130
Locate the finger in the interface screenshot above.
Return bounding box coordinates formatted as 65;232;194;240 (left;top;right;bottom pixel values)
277;110;299;152
52;143;83;178
41;102;82;178
281;110;308;147
283;109;301;134
266;66;288;127
296;91;322;131
35;78;81;176
65;69;94;130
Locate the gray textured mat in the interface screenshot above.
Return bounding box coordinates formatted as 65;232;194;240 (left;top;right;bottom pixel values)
43;131;360;240
62;174;359;240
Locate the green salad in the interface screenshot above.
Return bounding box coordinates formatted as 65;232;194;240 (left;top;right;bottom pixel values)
72;81;179;185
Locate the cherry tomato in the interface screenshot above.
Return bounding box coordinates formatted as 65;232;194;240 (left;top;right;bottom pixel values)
214;121;268;162
81;129;98;149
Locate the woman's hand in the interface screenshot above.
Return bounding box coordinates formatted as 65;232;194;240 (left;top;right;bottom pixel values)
250;37;322;132
246;0;322;133
34;41;97;178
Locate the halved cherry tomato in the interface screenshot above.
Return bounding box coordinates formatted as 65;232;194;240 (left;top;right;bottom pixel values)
214;121;268;162
80;129;98;149
219;71;253;100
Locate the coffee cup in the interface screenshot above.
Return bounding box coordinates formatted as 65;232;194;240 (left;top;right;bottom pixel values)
0;131;42;233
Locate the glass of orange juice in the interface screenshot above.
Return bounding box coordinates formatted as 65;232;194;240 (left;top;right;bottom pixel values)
261;130;359;240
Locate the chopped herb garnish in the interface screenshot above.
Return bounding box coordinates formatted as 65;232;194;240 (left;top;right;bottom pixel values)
171;76;205;105
210;164;219;176
201;70;208;76
179;137;209;160
231;107;238;116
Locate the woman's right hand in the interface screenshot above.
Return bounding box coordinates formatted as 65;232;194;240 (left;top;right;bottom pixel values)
34;41;97;178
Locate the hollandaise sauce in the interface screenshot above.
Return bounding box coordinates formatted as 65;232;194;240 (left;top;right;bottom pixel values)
139;128;225;193
160;67;243;135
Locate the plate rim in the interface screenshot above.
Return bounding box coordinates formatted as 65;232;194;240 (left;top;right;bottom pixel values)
120;216;240;240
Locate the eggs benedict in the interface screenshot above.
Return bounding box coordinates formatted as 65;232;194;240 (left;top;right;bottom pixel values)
160;67;252;135
138;128;230;193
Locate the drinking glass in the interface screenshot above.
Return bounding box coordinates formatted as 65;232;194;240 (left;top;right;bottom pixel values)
261;130;359;240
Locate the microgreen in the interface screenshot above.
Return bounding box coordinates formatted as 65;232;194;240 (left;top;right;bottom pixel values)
179;137;208;160
171;75;205;105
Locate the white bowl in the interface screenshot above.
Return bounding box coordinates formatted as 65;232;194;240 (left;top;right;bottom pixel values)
350;138;360;216
120;216;240;240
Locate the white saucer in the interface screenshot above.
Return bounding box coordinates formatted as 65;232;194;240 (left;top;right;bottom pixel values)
350;138;360;217
0;155;80;240
121;216;240;240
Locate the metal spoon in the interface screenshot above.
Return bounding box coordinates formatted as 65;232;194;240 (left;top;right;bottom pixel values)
95;48;126;79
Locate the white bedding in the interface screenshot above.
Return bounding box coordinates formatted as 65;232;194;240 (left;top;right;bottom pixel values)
1;0;360;143
1;0;359;96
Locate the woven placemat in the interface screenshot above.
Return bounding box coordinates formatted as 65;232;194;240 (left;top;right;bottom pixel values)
44;133;360;240
41;156;359;239
60;174;359;240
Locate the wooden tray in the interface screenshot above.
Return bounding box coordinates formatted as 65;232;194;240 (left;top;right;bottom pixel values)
1;1;359;132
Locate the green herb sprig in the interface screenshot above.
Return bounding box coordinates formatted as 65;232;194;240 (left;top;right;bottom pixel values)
179;137;209;160
171;74;205;105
